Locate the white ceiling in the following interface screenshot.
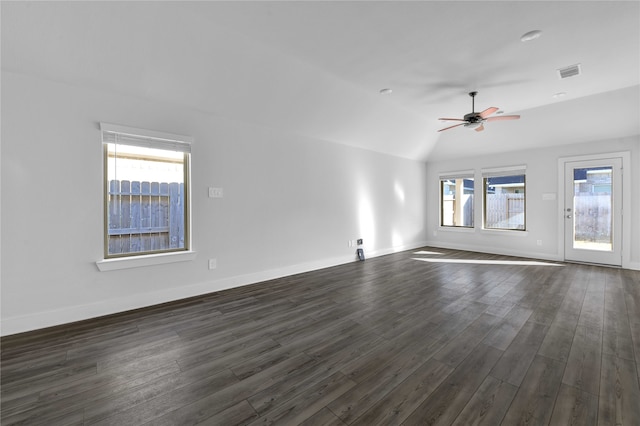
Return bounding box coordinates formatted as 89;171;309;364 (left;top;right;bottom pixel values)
2;1;639;161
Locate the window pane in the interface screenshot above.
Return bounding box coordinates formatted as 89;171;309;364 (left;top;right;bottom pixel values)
484;175;525;230
106;143;188;257
573;167;612;251
441;178;474;227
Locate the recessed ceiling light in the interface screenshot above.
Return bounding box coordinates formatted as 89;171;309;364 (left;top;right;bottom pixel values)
552;92;567;99
520;30;542;42
379;88;393;95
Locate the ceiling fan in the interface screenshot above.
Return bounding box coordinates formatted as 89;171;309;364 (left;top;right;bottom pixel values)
437;91;520;132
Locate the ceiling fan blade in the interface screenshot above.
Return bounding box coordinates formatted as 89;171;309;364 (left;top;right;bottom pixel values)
479;107;499;119
485;115;520;122
475;124;485;132
437;123;466;132
438;118;466;122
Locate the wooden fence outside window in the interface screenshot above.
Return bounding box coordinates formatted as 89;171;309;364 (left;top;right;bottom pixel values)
107;180;185;255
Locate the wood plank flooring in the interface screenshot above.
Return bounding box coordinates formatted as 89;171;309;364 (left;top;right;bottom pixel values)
2;247;640;425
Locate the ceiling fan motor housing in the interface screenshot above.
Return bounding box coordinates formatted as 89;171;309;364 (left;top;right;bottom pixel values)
463;112;483;123
466;91;481;121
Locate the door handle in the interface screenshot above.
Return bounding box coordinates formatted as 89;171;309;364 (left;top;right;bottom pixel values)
566;214;572;219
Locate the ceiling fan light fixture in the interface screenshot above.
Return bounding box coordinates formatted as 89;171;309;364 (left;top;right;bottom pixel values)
437;91;520;133
520;30;542;42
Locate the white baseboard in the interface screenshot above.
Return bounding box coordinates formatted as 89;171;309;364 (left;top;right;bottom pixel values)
625;261;640;271
0;254;346;336
423;240;564;262
424;240;640;271
365;240;430;259
1;241;429;337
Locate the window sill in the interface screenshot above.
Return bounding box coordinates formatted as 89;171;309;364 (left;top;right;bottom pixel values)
480;229;529;237
96;250;197;271
438;226;476;233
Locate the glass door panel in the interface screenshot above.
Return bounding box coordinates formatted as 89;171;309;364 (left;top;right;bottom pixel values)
572;166;612;251
564;158;621;266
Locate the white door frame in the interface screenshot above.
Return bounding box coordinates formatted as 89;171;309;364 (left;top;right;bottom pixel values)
557;151;631;268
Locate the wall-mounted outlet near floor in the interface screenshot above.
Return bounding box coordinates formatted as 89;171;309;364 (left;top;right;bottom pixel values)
433;230;438;237
208;258;217;270
536;240;543;246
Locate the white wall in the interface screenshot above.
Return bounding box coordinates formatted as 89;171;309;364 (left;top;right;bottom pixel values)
0;72;429;336
426;136;640;267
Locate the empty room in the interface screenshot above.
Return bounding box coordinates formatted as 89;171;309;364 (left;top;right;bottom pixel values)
1;1;639;425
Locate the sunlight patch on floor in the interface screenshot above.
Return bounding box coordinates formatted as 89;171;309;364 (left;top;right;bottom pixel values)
411;258;563;267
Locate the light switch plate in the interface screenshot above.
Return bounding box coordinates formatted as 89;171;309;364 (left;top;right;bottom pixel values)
208;187;224;198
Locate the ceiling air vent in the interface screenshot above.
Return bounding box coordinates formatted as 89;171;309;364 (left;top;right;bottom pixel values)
557;64;581;79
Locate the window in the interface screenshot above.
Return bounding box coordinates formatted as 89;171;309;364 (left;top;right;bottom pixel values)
482;166;526;231
101;123;191;258
439;171;474;227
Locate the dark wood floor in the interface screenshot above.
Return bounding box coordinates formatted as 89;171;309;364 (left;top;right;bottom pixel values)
2;247;640;425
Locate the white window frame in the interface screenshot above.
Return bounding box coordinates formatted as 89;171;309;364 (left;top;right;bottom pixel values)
439;170;475;230
482;165;527;232
96;123;195;271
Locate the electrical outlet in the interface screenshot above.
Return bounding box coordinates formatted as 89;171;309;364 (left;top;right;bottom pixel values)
208;258;217;270
536;240;543;246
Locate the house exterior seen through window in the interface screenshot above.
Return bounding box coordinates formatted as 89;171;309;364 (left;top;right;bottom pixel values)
102;123;191;258
483;174;526;230
440;177;474;227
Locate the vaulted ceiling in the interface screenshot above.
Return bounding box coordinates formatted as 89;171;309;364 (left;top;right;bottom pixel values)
2;1;639;161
